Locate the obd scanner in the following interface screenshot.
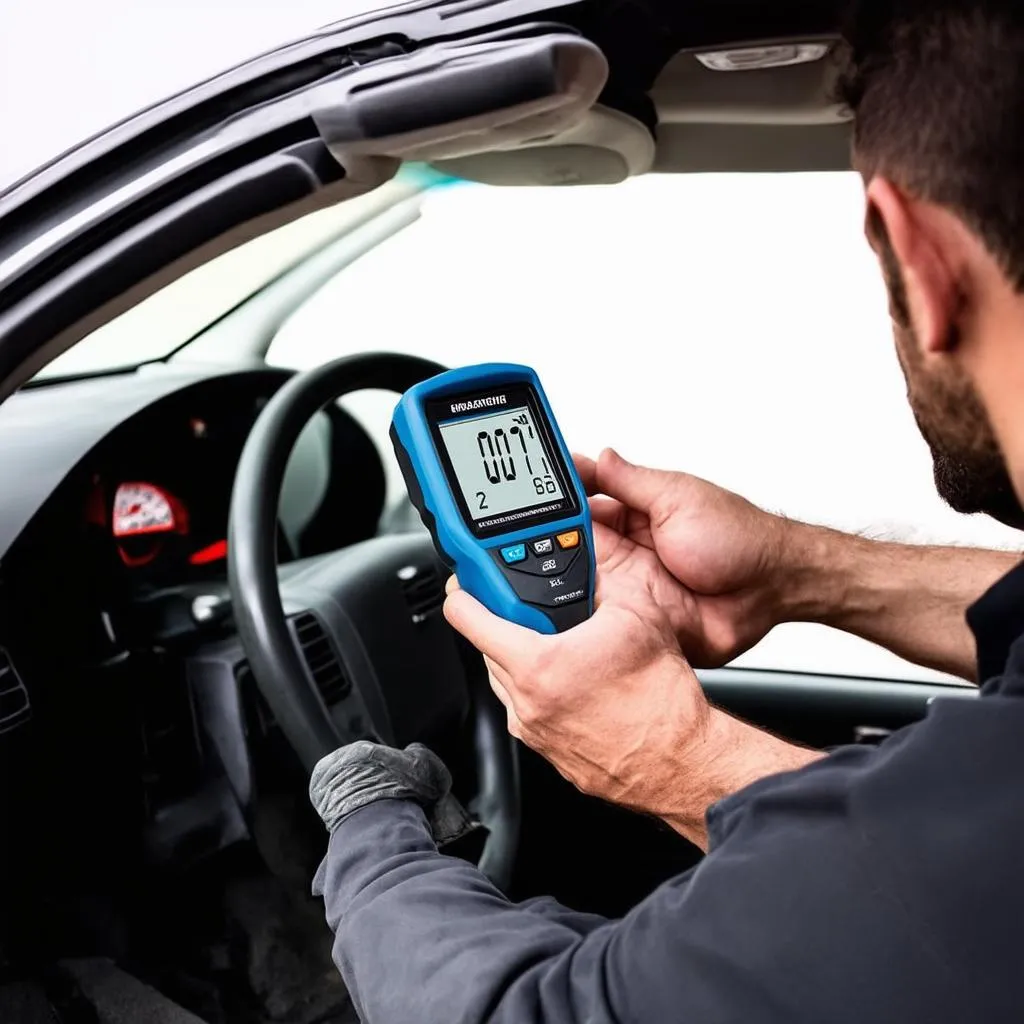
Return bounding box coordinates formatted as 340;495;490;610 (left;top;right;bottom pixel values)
391;364;595;633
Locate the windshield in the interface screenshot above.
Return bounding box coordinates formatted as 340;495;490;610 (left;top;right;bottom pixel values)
32;183;413;380
266;172;1020;681
35;169;1022;681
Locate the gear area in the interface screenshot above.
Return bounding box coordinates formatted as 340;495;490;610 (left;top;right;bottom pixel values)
0;727;358;1024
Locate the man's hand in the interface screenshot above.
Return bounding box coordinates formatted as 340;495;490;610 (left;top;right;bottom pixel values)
443;524;822;849
577;449;794;667
578;449;1018;681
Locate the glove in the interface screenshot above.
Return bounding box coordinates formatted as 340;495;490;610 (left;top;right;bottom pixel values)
309;741;481;847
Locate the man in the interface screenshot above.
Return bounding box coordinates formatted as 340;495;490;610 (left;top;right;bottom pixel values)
311;1;1024;1019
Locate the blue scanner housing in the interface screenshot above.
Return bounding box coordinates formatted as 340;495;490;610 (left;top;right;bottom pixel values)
391;364;595;634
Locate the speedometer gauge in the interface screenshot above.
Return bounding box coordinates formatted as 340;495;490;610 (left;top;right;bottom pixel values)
112;482;185;537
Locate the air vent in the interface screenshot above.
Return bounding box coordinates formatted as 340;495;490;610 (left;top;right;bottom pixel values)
0;648;31;733
291;612;351;706
398;565;445;623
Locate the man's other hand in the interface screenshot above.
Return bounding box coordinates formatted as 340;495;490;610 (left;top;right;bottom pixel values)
576;449;796;667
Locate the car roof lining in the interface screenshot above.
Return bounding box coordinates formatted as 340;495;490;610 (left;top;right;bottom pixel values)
429;42;851;184
653;120;851;173
655;45;847;127
432;0;853;181
652;43;852;173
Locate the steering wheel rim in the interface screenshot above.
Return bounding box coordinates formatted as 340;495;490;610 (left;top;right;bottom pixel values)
228;352;520;885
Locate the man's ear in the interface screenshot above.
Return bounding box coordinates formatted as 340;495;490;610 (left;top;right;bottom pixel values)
866;177;960;354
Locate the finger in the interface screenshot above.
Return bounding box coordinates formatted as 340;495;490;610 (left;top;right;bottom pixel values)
589;495;626;529
573;453;599;495
484;659;524;738
591;520;627;565
485;664;514;710
505;706;523;740
596;448;675;516
443;589;536;669
483;654;514;693
445;574;461;596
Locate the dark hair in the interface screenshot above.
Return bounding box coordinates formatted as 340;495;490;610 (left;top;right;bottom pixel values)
837;0;1024;290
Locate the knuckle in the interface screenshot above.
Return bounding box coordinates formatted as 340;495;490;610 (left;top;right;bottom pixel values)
526;643;560;689
516;698;543;729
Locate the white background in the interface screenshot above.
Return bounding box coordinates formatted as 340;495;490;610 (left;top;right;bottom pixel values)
267;174;1023;682
0;0;354;190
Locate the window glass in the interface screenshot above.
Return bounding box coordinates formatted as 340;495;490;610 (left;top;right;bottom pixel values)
269;173;1021;682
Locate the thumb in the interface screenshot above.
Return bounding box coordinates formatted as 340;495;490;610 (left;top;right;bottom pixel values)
595;448;672;515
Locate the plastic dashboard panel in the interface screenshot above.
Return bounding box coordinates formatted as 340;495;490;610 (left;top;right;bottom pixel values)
0;365;292;559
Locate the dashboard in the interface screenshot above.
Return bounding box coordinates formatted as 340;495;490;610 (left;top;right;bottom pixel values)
0;364;387;658
93;385;274;584
0;363;388;951
0;361;396;915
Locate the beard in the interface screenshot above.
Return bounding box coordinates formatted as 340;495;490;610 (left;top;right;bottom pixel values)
901;343;1024;527
883;256;1024;529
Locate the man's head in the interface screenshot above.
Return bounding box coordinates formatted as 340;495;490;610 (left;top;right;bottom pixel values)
838;0;1024;527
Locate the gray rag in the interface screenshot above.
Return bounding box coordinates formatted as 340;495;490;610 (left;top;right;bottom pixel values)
309;740;480;846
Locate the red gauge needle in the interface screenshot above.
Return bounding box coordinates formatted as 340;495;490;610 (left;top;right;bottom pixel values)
189;539;227;566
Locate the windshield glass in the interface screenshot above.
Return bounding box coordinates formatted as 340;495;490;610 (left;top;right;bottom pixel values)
265;172;1020;682
33;183;411;380
36;170;1021;681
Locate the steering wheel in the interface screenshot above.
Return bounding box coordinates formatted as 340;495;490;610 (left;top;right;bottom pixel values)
227;353;520;889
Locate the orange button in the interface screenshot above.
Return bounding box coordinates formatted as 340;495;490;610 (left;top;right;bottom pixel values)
556;530;580;550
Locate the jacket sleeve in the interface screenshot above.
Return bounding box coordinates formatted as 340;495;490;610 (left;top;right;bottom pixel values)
312;799;617;1023
313;742;968;1024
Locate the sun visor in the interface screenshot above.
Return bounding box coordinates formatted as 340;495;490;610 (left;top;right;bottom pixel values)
311;27;608;169
430;104;655;186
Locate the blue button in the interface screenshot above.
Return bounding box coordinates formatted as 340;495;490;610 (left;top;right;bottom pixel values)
501;543;527;565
